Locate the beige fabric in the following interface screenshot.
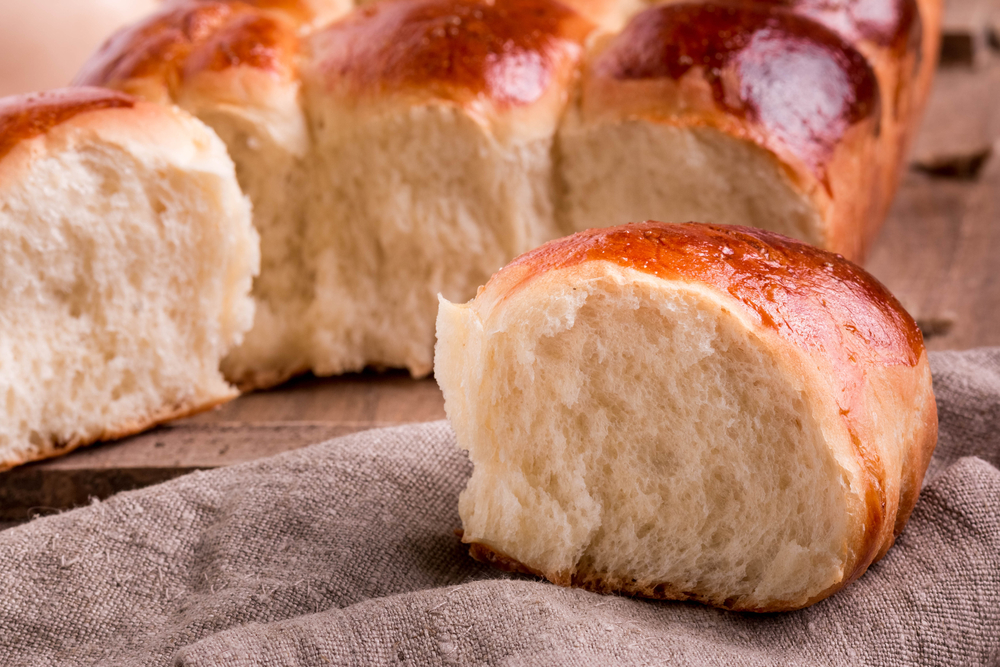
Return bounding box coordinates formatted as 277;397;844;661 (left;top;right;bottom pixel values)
1;348;999;666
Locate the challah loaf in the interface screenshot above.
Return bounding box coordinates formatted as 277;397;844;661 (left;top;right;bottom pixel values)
435;222;937;611
76;0;940;386
0;88;258;471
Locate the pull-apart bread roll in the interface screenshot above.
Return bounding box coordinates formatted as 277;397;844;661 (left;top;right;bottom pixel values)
76;0;342;390
302;0;593;377
0;88;258;471
559;4;883;261
760;0;941;227
436;222;937;611
561;0;941;261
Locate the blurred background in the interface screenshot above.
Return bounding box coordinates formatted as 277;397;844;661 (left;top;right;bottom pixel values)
0;0;158;97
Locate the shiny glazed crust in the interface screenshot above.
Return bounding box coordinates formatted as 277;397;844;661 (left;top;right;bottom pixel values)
74;1;303;108
75;0;939;262
461;222;938;611
576;2;884;259
0;87;221;182
0;88;135;162
308;0;594;106
583;4;881;182
772;0;937;248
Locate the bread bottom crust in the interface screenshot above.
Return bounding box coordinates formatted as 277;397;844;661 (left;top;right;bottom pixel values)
465;539;842;613
229;365;311;393
0;389;238;472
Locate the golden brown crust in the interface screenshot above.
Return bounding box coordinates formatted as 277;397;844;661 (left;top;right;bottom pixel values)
74;0;300;101
469;222;937;610
584;3;880;186
749;0;938;255
0;88;136;162
308;0;594;108
0;389;237;473
891;365;939;537
490;223;922;365
182;10;299;78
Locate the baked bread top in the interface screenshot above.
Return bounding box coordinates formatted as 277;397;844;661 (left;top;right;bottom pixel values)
309;0;595;105
74;2;302;106
0;88;135;161
580;3;880;186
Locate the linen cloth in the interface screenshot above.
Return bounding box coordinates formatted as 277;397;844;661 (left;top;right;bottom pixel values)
1;349;999;666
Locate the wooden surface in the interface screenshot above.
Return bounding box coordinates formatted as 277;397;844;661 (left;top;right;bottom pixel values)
0;373;447;520
3;47;1000;521
938;0;999;66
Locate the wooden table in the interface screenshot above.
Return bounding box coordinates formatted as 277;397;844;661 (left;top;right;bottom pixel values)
3;40;999;522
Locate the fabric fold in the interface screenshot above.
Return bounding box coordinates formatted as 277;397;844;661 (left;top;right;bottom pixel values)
1;349;999;666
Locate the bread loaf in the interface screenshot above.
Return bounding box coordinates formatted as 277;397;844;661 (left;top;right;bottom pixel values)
76;0;940;386
435;222;937;611
0;88;258;471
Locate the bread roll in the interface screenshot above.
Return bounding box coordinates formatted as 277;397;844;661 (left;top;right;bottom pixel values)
301;0;594;377
757;0;941;229
0;88;258;471
76;0;335;390
619;0;941;250
435;221;937;611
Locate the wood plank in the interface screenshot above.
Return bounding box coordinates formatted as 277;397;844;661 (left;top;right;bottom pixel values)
910;62;1000;177
0;423;376;520
867;55;1000;349
0;373;447;521
865;158;1000;350
187;370;445;424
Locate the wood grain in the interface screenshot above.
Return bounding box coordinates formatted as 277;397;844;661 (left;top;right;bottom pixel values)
0;423;374;520
0;373;446;520
866;58;1000;350
185;370;445;425
909;64;1000;177
3;54;1000;522
866;163;1000;350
